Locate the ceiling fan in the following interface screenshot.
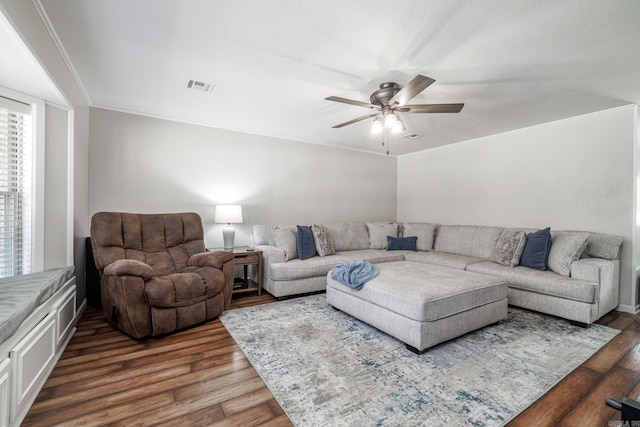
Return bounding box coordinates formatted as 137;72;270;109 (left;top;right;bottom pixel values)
325;75;464;133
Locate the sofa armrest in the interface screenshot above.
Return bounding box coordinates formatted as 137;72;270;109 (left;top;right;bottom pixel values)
250;245;285;292
571;258;620;317
103;259;154;280
189;251;234;269
254;245;285;263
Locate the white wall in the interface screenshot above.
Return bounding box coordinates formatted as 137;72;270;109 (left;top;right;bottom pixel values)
398;105;637;311
89;108;398;248
635;107;640;312
43;104;68;269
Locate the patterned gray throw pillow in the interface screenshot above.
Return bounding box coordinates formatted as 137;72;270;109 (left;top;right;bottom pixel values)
312;224;336;257
490;229;527;267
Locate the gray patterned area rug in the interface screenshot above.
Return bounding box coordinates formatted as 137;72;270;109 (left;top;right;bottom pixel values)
220;294;619;426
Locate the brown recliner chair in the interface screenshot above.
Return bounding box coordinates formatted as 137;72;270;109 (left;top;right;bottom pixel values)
90;212;234;339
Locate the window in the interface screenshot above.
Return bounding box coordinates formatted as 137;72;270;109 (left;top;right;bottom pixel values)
0;96;32;278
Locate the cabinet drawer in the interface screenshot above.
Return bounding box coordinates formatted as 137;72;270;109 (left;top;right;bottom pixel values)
233;252;259;265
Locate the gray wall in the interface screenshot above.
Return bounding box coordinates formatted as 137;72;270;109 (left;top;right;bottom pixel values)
90;106;638;311
89;108;398;248
398;105;638;311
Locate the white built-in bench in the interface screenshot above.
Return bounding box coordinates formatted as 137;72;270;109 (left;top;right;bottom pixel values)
0;267;77;426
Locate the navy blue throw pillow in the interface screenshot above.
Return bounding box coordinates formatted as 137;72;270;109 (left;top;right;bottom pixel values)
387;236;417;251
296;225;317;260
519;227;552;270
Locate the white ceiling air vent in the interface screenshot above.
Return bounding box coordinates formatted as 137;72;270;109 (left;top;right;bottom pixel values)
186;79;215;93
403;133;423;140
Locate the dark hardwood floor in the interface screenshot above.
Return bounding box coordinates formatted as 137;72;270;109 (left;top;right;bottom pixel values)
22;294;640;426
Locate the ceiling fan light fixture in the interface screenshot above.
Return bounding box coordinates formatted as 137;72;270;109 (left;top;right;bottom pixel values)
384;113;397;129
371;117;383;133
392;118;403;133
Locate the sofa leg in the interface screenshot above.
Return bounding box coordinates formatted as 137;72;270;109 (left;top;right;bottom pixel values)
569;320;589;328
406;344;427;355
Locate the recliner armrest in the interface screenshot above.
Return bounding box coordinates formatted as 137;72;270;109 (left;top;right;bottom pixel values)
189;251;234;269
103;259;154;280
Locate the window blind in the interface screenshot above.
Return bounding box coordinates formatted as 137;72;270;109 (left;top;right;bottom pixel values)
0;96;32;278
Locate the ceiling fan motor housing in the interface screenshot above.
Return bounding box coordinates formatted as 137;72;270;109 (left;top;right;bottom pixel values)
370;82;401;106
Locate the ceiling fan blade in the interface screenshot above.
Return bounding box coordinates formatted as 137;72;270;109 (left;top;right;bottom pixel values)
325;96;380;110
332;113;378;128
401;103;465;113
388;75;435;107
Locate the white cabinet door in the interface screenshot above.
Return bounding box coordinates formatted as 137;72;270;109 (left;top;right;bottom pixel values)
9;313;55;422
0;358;9;427
54;286;76;345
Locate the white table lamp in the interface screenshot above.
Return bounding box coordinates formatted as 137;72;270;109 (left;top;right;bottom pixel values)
215;204;243;250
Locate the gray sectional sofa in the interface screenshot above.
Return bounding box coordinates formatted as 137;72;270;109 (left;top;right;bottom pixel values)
250;222;622;325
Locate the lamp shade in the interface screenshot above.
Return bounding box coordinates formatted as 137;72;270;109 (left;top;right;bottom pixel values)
215;205;243;224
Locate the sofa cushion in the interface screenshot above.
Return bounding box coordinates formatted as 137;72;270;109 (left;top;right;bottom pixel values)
251;224;279;246
145;271;224;308
548;231;589;276
582;232;623;260
467;261;598;303
387;236;417;251
269;249;407;281
490;229;527;268
519;228;551;270
403;251;486;270
554;230;623;260
296;226;317;260
336;249;407;264
324;222;370;251
401;222;436;251
312;224;336;257
434;225;503;259
273;226;298;261
270;254;350;281
366;222;398;249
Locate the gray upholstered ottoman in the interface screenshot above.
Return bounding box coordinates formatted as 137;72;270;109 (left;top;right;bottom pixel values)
326;261;508;354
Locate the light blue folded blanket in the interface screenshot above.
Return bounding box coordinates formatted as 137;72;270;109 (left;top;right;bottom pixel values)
330;258;379;290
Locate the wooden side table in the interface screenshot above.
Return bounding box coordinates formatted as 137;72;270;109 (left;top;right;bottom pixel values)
208;246;263;296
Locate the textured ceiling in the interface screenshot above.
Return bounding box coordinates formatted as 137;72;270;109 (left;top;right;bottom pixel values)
35;0;640;155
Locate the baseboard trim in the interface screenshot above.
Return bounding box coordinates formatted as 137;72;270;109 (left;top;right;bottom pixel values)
616;304;640;314
76;299;87;320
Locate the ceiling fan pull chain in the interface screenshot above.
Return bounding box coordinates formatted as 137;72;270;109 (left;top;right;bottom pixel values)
381;129;390;155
